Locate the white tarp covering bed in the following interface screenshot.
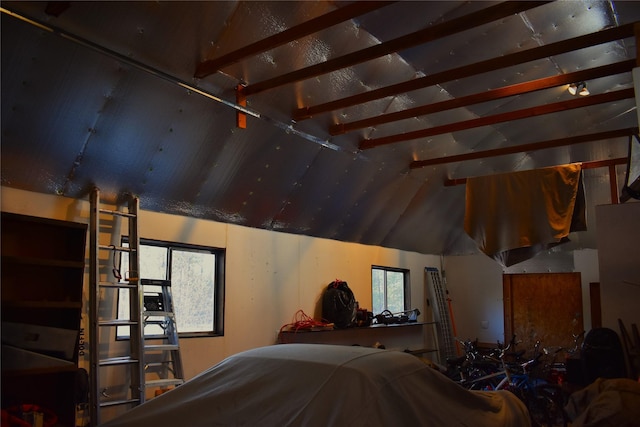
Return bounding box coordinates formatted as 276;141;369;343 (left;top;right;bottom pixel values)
101;344;530;427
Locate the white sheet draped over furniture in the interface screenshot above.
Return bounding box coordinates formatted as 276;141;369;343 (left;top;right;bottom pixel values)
464;163;586;266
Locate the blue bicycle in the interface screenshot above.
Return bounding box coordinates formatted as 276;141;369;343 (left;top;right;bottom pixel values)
466;341;568;427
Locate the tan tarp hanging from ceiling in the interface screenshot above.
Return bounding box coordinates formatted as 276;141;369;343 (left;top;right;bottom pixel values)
464;163;586;267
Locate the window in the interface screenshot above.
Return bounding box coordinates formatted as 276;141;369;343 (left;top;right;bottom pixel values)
117;238;225;338
371;266;409;315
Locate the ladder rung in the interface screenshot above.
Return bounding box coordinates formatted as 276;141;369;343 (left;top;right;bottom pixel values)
141;279;171;287
100;282;138;289
99;398;141;408
99;356;140;366
145;361;177;368
145;344;180;351
144;320;173;327
91;190;147;423
144;311;175;318
99;208;137;218
144;335;173;341
99;244;134;252
99;319;140;327
145;379;184;388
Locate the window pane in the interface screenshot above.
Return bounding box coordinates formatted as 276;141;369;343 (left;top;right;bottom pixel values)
117;289;130;326
117;245;168;338
386;271;405;313
371;267;408;317
117;240;222;338
138;245;168;280
371;268;385;314
118;244;166;281
142;284;165;336
171;250;215;333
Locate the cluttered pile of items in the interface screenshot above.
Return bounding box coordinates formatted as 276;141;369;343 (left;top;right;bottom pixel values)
278;280;420;336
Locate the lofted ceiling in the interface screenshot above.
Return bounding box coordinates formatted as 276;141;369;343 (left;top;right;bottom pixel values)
1;1;639;257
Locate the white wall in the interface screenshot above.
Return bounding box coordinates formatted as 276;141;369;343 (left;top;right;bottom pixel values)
1;186;440;379
5;186;635;382
443;251;584;345
595;203;640;331
444;248;605;346
442;254;504;345
444;209;638;349
573;248;599;332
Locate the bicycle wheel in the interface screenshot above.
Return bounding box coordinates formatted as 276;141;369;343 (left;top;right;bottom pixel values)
466;371;504;390
527;383;568;427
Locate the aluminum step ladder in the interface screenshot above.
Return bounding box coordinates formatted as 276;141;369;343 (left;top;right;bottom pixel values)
425;267;456;363
141;279;185;394
89;188;145;426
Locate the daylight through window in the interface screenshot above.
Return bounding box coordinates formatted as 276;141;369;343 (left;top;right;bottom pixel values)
117;239;225;338
371;266;409;315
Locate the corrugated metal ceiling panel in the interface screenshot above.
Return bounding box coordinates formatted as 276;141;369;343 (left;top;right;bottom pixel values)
2;1;639;258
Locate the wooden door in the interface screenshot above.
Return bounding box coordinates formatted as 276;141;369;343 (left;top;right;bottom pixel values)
503;273;583;355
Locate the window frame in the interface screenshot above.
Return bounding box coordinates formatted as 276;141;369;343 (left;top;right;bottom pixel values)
118;237;225;339
371;265;410;315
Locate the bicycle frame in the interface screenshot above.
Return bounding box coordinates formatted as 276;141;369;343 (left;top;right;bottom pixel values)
464;340;568;427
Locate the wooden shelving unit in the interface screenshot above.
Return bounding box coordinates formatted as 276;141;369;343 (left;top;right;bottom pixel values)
1;212;87;427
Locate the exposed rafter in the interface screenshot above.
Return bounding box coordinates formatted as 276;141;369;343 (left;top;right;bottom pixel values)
293;22;637;121
410;128;637;169
360;88;635;149
444;157;628;187
330;60;636;136
242;1;549;97
1;0;638;258
444;157;629;204
194;1;395;79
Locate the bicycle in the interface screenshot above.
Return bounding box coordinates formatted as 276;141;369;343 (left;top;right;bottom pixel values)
537;331;585;386
466;340;568;427
445;338;503;387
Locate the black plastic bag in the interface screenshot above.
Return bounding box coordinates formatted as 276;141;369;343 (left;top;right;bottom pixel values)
322;280;356;328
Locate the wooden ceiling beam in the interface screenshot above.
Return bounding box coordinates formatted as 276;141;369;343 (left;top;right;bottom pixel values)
411;128;637;169
360;88;635;149
331;60;635;136
243;1;549;97
443;157;629;187
194;1;395;79
294;22;637;121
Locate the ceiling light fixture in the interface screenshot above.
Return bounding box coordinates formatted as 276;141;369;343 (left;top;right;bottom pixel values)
568;81;589;96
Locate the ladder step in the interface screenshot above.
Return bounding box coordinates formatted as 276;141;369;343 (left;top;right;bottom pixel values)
99;319;140;327
99;398;141;408
145;361;178;368
141;279;171;287
99;244;135;252
99;208;137;218
91;189;146;425
99;356;140;366
145;379;184;388
145;344;180;352
144;311;175;318
144;320;173;328
100;282;138;289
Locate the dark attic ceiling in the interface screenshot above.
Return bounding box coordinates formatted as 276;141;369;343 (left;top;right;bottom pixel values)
1;1;639;257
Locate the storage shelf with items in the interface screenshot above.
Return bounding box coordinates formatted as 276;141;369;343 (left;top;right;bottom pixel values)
278;321;440;363
1;212;87;427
